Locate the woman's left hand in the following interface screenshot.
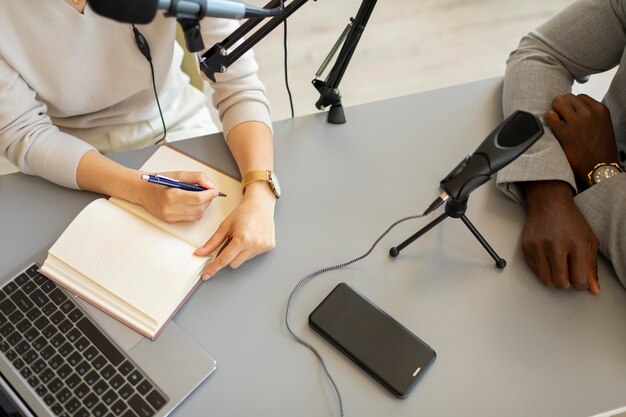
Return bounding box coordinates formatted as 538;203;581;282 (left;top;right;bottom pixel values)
194;181;276;279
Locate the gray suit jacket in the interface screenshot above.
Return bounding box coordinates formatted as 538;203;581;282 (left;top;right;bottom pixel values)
496;0;626;286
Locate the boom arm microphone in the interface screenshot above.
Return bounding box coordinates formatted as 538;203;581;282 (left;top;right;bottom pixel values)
424;110;544;215
90;0;283;24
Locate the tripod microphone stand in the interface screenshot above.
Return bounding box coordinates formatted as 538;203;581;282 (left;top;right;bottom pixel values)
389;197;507;269
388;110;545;269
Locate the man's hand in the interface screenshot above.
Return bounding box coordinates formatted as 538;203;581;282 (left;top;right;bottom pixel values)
544;94;619;183
522;180;600;294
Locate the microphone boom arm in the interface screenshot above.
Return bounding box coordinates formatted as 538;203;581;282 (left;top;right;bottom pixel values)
197;0;378;124
312;0;377;124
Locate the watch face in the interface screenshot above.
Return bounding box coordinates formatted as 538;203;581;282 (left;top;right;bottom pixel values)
268;171;281;198
593;165;621;184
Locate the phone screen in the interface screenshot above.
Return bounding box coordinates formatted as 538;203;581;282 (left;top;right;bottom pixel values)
309;283;436;398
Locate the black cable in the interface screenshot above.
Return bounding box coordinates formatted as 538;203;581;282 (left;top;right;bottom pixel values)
132;24;167;145
148;60;167;144
285;211;427;417
281;0;295;118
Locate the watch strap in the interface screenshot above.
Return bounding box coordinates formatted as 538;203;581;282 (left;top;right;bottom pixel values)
241;170;271;195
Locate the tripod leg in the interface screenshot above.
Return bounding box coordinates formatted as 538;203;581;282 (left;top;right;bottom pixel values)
460;215;506;268
390;212;448;257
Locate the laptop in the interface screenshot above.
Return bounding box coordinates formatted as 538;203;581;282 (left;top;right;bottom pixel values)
0;250;216;417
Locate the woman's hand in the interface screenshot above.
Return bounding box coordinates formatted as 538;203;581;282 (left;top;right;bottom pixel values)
194;181;276;279
136;171;222;222
76;151;220;223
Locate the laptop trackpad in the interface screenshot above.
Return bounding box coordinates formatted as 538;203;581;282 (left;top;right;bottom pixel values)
74;297;144;352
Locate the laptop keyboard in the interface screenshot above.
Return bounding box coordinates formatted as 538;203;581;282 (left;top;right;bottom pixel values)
0;264;168;417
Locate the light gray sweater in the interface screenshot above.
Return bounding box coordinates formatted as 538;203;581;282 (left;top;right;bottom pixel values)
0;3;271;189
496;0;626;285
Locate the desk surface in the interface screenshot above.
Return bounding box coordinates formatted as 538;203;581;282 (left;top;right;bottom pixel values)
2;78;625;417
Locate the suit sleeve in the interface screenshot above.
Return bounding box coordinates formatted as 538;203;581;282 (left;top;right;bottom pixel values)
496;0;626;202
495;0;626;286
574;175;626;287
0;55;95;189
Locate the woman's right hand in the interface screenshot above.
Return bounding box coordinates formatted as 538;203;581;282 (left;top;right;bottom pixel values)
136;171;222;223
77;151;220;223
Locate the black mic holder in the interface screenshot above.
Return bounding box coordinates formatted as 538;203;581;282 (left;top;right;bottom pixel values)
191;0;378;124
389;196;507;269
388;110;544;269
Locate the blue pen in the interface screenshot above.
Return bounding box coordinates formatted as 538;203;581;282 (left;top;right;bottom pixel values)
141;174;227;196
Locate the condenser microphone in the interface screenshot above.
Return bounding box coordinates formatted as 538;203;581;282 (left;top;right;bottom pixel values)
90;0;283;24
423;110;544;215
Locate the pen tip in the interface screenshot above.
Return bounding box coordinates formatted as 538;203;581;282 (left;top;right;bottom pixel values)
140;174;149;181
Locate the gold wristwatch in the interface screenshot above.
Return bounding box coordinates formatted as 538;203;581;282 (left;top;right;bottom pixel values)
241;170;281;199
587;162;624;186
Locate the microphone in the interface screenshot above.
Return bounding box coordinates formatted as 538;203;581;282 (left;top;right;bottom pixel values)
423;110;544;215
89;0;283;24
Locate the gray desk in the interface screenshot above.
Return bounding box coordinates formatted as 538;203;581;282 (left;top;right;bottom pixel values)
1;78;625;417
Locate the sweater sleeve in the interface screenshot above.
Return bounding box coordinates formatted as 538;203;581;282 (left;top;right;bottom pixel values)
496;0;626;203
198;17;272;141
0;55;94;189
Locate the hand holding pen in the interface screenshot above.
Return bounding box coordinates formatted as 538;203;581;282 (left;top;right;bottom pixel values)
141;174;226;196
139;171;226;222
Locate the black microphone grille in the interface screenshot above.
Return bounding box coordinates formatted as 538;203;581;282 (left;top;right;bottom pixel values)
497;111;543;148
90;0;159;24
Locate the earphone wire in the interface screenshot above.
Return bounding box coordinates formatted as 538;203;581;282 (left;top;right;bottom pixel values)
131;24;167;145
149;60;167;144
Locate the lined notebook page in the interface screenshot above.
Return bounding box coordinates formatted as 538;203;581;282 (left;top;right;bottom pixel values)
112;146;243;248
47;199;206;324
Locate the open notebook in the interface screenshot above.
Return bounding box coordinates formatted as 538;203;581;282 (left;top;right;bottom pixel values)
41;145;242;339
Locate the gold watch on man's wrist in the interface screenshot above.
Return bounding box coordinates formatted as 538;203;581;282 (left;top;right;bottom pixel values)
587;162;625;186
241;170;281;199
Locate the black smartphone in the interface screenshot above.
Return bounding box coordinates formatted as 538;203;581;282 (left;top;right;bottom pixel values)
309;283;436;398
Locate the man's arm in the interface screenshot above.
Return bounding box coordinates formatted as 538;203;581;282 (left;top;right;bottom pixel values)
496;0;626;292
521;180;600;293
498;0;626;200
574;175;626;287
545;94;626;288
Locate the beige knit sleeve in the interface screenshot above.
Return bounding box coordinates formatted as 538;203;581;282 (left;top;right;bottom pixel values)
198;16;273;141
0;55;94;189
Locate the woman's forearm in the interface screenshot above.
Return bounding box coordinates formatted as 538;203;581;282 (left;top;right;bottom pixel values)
76;150;143;203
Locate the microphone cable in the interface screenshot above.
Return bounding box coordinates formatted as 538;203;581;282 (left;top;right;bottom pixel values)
132;24;167;145
281;0;295;118
284;211;428;417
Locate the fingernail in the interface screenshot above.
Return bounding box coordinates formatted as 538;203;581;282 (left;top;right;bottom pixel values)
202;273;212;281
194;248;204;255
